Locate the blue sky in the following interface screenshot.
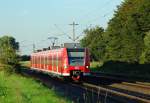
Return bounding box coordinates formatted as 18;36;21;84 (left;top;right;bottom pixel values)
0;0;124;54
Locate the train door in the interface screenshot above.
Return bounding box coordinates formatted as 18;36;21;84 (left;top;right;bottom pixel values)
32;56;34;67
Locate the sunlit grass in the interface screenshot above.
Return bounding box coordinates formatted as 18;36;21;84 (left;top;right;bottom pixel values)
90;61;103;71
20;61;30;68
0;71;70;103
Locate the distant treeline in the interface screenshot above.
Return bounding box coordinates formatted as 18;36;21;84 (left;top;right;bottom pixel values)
20;55;30;61
80;0;150;64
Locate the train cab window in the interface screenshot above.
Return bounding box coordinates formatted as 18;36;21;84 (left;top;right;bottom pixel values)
67;48;85;66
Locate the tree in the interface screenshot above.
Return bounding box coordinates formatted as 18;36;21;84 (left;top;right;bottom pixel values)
140;31;150;63
104;0;150;63
0;36;19;73
80;26;105;61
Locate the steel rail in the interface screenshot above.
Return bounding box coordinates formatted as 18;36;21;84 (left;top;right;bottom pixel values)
82;82;150;103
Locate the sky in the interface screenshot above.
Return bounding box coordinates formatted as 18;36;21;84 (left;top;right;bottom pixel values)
0;0;124;55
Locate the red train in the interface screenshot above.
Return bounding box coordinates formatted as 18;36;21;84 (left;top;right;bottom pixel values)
30;47;90;81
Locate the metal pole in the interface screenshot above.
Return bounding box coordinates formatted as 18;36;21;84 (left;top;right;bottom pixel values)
69;21;79;42
33;43;35;52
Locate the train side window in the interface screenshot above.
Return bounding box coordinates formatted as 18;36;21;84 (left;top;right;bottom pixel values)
46;56;48;65
41;56;43;64
35;56;36;64
45;55;47;65
41;56;44;64
52;53;53;66
54;52;57;66
39;56;41;64
58;52;61;67
34;56;35;64
36;56;37;64
45;56;46;65
49;54;52;65
38;56;39;64
45;56;47;65
31;56;33;64
53;53;56;66
56;52;58;67
43;56;45;65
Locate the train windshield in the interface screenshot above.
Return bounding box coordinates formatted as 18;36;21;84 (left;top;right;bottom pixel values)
67;48;85;66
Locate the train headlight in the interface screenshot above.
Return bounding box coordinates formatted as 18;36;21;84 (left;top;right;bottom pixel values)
86;66;89;68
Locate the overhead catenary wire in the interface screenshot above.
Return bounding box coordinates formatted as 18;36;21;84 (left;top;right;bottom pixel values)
54;24;76;41
19;38;50;54
54;24;70;37
23;1;119;50
71;0;117;38
85;10;115;24
47;0;116;43
76;0;114;23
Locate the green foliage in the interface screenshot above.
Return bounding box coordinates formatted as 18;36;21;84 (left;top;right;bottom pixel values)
104;0;150;63
80;26;105;61
97;61;150;79
90;61;103;71
81;0;150;67
144;32;150;48
0;36;19;73
0;36;19;50
140;31;150;63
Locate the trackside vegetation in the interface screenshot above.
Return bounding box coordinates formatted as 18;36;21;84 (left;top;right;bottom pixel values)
81;0;150;76
0;71;70;103
0;36;19;73
0;36;71;103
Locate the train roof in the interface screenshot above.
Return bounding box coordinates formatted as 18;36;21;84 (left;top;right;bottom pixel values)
31;47;86;56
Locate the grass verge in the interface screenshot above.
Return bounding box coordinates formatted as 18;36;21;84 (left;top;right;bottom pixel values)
20;61;30;68
0;71;70;103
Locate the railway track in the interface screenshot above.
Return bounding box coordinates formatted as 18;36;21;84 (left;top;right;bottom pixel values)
84;72;150;102
106;81;150;96
81;82;150;103
20;68;150;103
68;80;150;103
136;82;150;87
90;72;150;92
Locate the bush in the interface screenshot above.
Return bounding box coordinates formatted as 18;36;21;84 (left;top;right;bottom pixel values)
0;36;20;74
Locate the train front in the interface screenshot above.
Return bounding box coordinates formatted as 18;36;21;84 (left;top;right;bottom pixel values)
65;48;90;81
